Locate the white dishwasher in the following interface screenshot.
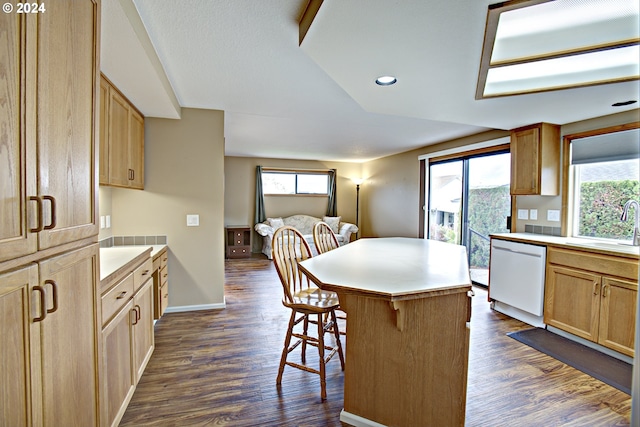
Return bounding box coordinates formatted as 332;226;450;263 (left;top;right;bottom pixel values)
488;239;546;327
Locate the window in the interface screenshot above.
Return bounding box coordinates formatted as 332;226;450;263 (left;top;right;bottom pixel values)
262;170;329;195
569;127;639;242
477;0;640;98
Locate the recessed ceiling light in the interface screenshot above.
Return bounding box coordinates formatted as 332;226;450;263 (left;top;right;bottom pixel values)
375;76;397;86
612;100;638;107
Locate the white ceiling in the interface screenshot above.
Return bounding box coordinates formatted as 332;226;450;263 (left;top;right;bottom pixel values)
100;0;640;163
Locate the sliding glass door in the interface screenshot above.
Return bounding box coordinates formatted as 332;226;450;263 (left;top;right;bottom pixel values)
428;151;511;286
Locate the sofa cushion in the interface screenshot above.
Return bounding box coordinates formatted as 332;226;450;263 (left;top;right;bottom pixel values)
267;217;285;229
323;216;341;234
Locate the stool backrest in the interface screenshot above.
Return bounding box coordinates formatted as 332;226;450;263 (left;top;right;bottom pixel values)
272;226;313;305
313;221;339;255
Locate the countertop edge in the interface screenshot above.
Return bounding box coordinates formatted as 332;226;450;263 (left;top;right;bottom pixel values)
491;233;639;260
100;246;153;286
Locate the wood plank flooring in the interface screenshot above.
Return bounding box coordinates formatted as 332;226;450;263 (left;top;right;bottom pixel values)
120;255;631;426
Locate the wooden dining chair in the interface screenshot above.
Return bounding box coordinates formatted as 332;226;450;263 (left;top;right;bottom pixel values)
272;226;345;400
312;221;340;255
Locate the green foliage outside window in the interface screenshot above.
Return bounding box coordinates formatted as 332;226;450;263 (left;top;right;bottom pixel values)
578;180;639;240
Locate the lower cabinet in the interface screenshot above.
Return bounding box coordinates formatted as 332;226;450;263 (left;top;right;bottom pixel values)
101;256;155;427
545;247;638;357
152;247;169;319
0;244;100;427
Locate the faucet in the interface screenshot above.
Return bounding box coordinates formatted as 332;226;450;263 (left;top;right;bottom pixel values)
621;200;640;246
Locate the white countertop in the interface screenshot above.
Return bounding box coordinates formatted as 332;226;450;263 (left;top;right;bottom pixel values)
299;237;471;300
99;245;167;282
491;233;639;258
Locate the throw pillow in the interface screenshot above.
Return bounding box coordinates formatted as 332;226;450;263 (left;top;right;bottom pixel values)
267;217;285;229
323;216;341;234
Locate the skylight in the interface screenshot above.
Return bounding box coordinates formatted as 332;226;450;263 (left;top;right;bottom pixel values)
476;0;640;99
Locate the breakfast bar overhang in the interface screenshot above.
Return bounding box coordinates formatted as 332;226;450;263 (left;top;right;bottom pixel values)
299;238;473;427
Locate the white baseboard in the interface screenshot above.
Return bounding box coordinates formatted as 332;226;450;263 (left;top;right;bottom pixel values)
164;300;226;313
340;410;387;427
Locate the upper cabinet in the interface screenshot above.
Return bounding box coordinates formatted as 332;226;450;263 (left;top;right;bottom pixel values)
510;123;560;196
100;75;145;190
0;3;99;262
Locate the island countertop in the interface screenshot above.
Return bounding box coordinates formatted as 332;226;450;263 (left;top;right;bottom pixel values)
299;237;471;301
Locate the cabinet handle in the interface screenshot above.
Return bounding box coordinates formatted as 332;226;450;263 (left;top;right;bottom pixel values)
29;196;44;232
142;269;150;276
44;279;58;314
131;307;139;325
43;195;57;230
135;304;141;322
602;284;609;298
593;282;600;296
116;291;128;300
33;285;47;322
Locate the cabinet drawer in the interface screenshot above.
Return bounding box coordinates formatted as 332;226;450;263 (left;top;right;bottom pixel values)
548;247;638;280
159;265;168;286
160;251;168;269
102;273;134;326
227;246;250;258
133;258;153;291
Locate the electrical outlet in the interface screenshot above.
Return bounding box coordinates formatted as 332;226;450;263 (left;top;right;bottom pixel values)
106;215;111;228
100;216;105;229
518;209;528;220
547;210;560;222
529;209;538;220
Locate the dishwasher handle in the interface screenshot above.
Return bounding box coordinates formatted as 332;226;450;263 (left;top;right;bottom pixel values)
492;245;543;258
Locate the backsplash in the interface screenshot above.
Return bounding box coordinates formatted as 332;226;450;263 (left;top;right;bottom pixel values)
100;235;168;248
524;224;561;236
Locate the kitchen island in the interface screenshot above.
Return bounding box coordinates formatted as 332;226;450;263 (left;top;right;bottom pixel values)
299;238;472;427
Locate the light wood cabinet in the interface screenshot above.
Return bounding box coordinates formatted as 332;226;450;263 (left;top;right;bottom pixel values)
545;247;638;357
0;265;38;426
101;255;155;427
0;2;101;426
510;122;560;195
152;247;170;319
100;74;145;190
0;1;98;262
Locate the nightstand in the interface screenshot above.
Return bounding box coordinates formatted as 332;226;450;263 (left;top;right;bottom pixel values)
226;226;251;258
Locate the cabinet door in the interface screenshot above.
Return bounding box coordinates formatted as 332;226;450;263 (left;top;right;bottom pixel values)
0;264;38;426
510;127;540;195
102;298;135;427
108;90;131;187
34;0;99;250
544;265;600;341
129;109;145;189
0;12;37;262
133;278;155;382
599;277;637;357
99;77;110;185
35;244;100;427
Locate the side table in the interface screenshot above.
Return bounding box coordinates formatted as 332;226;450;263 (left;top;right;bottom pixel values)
226;225;251;258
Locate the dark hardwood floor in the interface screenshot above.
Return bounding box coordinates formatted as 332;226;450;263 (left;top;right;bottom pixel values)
120;255;631;426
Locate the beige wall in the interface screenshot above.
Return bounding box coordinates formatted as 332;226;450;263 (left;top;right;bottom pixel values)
360;109;639;238
224;156;363;251
109;108;226;308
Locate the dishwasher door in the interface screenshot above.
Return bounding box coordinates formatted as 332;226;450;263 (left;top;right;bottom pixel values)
489;239;546;316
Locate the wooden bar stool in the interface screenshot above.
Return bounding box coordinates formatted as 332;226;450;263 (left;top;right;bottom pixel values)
272;226;345;400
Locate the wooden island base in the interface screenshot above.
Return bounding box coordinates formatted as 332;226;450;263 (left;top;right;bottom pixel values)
338;290;470;427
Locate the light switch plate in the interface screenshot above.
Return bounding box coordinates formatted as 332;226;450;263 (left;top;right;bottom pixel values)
106;215;111;228
187;214;200;227
100;216;105;229
518;209;529;220
529;209;538;220
547;210;560;222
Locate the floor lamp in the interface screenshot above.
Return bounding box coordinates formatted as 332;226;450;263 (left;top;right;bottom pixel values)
353;178;363;239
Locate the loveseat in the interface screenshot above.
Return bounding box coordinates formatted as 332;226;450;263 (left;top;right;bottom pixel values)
254;214;358;259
